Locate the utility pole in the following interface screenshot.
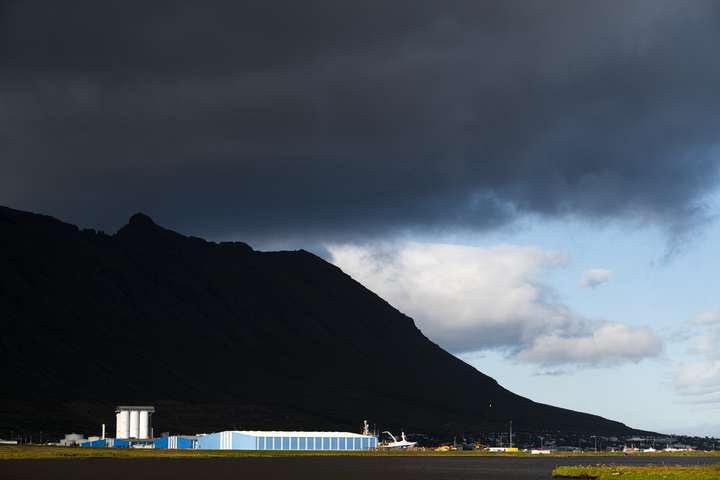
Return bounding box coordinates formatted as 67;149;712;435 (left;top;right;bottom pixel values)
509;421;513;449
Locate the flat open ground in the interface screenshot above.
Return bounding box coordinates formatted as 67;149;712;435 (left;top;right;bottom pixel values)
553;464;720;479
2;455;719;480
2;445;719;460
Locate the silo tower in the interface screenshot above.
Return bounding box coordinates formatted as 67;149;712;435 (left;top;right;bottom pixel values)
115;406;155;439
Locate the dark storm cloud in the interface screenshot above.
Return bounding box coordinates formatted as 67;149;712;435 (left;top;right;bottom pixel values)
2;0;720;245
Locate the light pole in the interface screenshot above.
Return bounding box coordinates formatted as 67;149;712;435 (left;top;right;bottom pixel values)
539;436;544;450
509;421;513;449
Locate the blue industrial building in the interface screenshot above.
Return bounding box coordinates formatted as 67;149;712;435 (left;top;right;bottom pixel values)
153;435;198;449
197;431;378;450
79;432;375;450
80;438;111;448
75;407;376;450
79;438;144;448
80;436;196;449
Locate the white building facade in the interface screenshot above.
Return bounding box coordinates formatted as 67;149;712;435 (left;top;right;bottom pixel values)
197;431;377;450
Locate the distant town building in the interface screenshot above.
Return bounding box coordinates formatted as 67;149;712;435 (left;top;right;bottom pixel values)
58;433;87;446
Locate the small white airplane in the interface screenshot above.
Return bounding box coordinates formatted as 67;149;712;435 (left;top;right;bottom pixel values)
378;431;416;449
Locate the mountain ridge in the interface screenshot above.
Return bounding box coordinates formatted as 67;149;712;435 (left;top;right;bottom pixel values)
0;205;649;439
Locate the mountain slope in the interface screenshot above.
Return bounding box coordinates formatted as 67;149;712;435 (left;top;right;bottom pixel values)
0;206;640;438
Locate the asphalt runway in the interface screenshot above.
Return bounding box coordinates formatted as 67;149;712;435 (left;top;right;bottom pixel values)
1;455;718;480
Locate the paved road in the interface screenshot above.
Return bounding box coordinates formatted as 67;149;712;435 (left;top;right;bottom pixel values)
1;455;718;480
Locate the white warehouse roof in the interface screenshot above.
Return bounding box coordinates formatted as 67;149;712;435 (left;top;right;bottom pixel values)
206;431;372;438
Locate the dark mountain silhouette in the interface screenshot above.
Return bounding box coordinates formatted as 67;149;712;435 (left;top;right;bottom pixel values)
0;206;644;439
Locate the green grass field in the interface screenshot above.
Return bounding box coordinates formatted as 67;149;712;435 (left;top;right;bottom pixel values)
553;464;720;479
0;445;421;460
1;445;719;461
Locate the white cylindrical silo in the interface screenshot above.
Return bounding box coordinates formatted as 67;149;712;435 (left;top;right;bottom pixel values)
139;410;149;439
129;410;140;438
117;410;130;439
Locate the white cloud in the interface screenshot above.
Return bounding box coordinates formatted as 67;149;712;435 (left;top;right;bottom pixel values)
692;309;720;326
516;323;662;367
674;361;720;396
674;309;720;403
665;423;720;437
579;268;614;288
329;241;661;367
687;330;720;357
686;310;720;357
533;369;570;377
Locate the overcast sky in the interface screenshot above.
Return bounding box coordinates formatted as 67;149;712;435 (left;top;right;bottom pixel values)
3;1;720;435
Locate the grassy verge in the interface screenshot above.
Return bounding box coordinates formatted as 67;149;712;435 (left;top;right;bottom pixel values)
1;445;719;461
0;445;409;460
553;464;720;479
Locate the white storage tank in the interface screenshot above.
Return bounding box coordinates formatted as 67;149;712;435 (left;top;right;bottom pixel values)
115;406;155;440
129;410;139;438
139;411;150;439
116;410;130;439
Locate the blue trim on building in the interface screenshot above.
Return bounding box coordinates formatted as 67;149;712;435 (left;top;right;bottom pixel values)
153;436;197;449
80;439;108;448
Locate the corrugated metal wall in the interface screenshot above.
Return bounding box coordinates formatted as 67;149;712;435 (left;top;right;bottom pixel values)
197;432;377;451
80;439;108;448
198;433;221;449
155;436;197;449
